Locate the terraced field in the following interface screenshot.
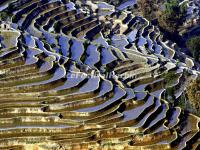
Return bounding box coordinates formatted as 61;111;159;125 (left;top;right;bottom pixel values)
0;0;199;149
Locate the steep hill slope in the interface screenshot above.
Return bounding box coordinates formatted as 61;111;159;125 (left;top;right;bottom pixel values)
0;0;199;149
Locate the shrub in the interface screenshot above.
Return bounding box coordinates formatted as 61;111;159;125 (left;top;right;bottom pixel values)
0;8;13;21
157;0;187;33
164;71;178;87
186;77;200;112
0;12;9;21
186;36;200;62
138;0;158;20
107;39;111;45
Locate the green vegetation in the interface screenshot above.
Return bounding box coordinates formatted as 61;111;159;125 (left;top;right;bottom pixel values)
75;4;80;9
176;93;200;117
83;40;90;49
177;93;186;109
138;0;187;34
0;0;199;148
0;10;12;21
0;12;8;20
157;0;187;33
138;0;158;20
163;72;179;101
163;71;178;87
186;36;200;62
165;87;174;97
186;77;200;115
107;39;112;45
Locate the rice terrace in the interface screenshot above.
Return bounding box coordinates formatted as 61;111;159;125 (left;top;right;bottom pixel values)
0;0;199;149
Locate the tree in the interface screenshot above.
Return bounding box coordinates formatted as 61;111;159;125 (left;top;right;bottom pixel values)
0;12;9;21
186;77;200;114
157;0;187;33
186;36;200;62
138;0;158;20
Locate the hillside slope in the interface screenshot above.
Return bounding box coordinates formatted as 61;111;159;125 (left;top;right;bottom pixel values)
0;0;199;149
